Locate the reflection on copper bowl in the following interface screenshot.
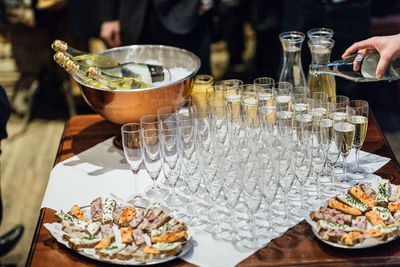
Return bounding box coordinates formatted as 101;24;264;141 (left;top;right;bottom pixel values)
75;45;201;125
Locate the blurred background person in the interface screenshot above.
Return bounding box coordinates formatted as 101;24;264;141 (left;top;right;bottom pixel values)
98;0;213;74
0;84;24;260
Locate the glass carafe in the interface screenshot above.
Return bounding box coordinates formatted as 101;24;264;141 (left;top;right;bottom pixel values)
308;38;336;99
279;31;307;87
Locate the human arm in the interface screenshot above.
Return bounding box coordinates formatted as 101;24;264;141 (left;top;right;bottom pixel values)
98;0;121;47
342;34;400;79
100;20;121;47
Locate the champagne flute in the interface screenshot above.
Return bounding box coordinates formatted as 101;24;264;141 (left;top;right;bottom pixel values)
259;153;279;238
179;124;205;226
161;132;182;216
192;74;214;94
140;114;169;198
290;126;312;217
328;95;350;109
217;163;242;242
274;82;293;112
334;120;355;184
291;86;310;100
121;123;150;207
308;122;327;204
238;184;264;249
254;77;275;91
157;106;178;135
141;128;162;207
350;100;369;176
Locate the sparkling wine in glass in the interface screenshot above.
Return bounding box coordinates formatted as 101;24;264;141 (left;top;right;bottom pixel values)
334;121;355;184
349;100;369;176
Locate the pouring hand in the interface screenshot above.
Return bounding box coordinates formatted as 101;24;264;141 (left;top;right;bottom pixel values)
342;34;400;79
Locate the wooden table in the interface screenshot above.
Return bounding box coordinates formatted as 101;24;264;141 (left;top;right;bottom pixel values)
27;113;400;266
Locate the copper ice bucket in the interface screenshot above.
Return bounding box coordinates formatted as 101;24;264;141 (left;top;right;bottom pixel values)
75;45;201;125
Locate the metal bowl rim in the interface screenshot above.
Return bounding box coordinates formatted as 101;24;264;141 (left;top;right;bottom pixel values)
73;44;201;92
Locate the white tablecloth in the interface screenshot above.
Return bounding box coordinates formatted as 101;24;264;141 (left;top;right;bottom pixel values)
41;138;391;267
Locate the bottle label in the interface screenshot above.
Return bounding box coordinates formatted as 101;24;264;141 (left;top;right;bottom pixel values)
147;64;164;83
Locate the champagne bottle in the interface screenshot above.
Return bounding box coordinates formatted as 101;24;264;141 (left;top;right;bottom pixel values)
51;40;172;84
54;51;151;89
309;52;400;82
51;40;119;68
85;66;151;90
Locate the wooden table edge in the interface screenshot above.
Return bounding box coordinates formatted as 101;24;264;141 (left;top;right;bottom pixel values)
26;113;400;266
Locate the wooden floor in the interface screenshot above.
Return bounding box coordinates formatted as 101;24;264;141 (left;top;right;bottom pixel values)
0;116;65;266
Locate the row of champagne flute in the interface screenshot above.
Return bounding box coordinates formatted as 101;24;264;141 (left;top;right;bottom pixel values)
120;77;369;249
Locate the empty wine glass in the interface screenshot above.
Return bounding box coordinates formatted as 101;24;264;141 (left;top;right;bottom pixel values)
328;95;350;109
349;100;369;176
161;132;182;216
157;106;178;135
140;114;169;199
197;111;222;234
217;163;242;242
291;86;310;100
259;153;279;238
290;124;312;217
254;77;275;90
121;123;149;207
179;123;204;226
141;128;162;208
308;122;327;204
238;184;264;249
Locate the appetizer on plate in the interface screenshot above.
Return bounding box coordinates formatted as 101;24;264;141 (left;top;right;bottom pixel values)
54;196;189;263
309;179;400;247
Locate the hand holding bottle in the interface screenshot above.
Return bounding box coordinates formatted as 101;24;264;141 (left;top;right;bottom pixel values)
342;34;400;79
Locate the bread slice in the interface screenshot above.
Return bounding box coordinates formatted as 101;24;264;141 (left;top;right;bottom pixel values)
120;227;133;244
388;202;400;213
117;245;139;260
349;185;376;208
365;210;386;227
94;237;111;250
70;205;87;222
91;197;102;223
68;236;102;250
360;183;377;199
328;199;362;215
119;206;136;226
340;231;364;246
152;242;182;256
151;230;188;243
97;244;126;259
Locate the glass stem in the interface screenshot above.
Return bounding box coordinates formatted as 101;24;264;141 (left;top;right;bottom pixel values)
284;191;289;220
355;147;360;173
343;157;348;175
153;178;158;205
132;170;138;196
316;170;320;200
330;164;335;189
